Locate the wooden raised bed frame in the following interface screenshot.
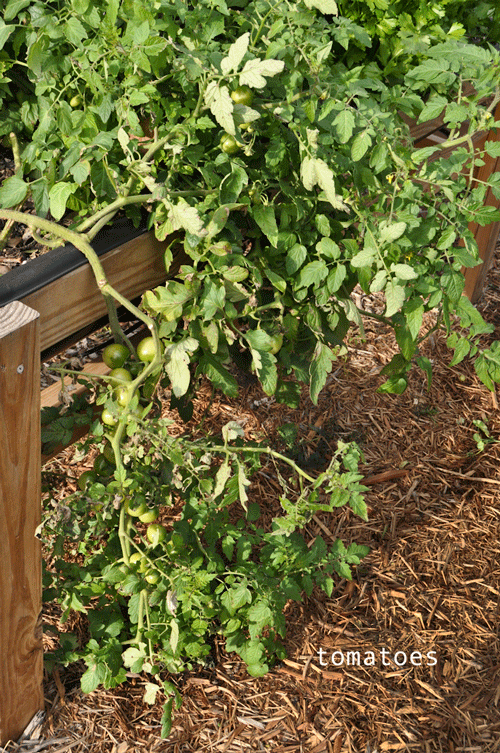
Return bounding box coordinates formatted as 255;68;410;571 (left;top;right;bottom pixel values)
1;101;500;744
0;226;182;744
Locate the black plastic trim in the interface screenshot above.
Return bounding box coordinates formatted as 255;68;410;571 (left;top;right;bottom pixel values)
0;215;148;307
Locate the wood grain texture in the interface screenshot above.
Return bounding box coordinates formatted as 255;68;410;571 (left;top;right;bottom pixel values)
0;302;43;745
463;103;500;303
21;231;185;353
40;360;111;409
40;361;111;464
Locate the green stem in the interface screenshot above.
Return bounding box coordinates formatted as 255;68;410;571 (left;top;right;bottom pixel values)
354;306;392;325
9;132;22;174
118;504;131;563
0;209;134;344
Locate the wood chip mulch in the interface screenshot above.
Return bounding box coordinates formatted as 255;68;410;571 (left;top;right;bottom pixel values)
8;241;500;753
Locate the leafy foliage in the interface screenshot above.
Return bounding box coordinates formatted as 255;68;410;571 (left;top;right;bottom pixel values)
2;0;500;737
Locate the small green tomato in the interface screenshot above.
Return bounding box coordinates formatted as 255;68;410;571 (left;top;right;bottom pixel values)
138;506;159;524
220;134;240;155
78;470;98;491
145;569;161;585
101;407;118;426
126;494;148;517
146;523;168;547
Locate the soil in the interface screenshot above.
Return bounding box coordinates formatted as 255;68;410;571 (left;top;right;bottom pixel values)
10;237;498;753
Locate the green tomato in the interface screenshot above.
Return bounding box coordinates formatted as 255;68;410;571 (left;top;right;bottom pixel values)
69;94;82;108
126;494;148;517
138;506;159;524
145;569;161;585
93;453;115;477
231;85;254;106
130;553;148;572
102;343;129;369
136;336;156;363
146;523;168;547
101;407;118;426
102;442;116;465
108;367;133;385
114;386;130;407
78;470;98;491
269;333;283;354
220;134;240;155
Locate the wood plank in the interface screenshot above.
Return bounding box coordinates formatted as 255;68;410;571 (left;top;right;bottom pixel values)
41;362;111;464
41;360;110;409
464;103;500;302
20;231;185;353
401;82;481;141
0;301;43;745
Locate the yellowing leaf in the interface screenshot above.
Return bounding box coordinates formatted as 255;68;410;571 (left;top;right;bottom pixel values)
304;0;338;14
239;58;285;89
144;683;161;705
300;157;350;212
221;32;249;74
165;198;204;236
204;82;235;135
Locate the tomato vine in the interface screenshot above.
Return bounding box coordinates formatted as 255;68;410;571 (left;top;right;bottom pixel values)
1;0;500;737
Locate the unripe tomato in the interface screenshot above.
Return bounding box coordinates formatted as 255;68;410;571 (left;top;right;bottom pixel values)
109;367;133;385
93;453;115;477
130;552;148;572
69;94;82;108
114;386;130;407
102;343;129;369
136;336;156;363
102;442;116;465
78;470;98;491
220;134;240;155
231;85;254;106
126;494;148;517
146;523;168;547
145;569;160;585
269;333;283;354
101;407;118;426
138;506;159;524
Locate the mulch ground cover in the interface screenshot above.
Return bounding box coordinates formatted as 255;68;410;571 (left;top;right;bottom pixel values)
5;240;500;753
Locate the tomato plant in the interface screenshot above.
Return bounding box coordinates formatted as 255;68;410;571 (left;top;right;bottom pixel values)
1;0;500;737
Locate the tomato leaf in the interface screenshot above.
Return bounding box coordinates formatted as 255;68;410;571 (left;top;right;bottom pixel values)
204;82;235;135
221;32;249;74
0;175;28;208
239;58;285;89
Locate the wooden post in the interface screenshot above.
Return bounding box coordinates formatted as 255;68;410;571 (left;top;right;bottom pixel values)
463;103;500;303
0;301;43;745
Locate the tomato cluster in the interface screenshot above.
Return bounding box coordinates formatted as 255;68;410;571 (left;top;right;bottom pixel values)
77;332;173;586
77;335;159;501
